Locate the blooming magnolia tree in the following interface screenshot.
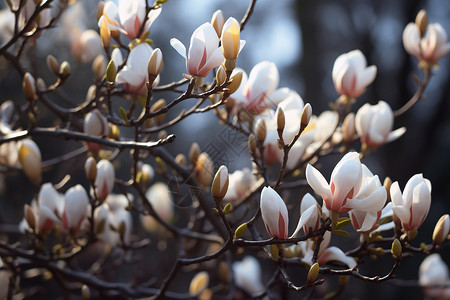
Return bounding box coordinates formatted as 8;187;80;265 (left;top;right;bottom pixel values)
0;1;449;299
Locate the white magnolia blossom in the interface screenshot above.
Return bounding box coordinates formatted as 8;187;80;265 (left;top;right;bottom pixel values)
231;61;291;114
403;22;450;64
223;168;257;202
94;159;115;200
260;187;289;239
290;193;325;237
37;183;64;233
391;174;432;231
355;101;406;148
113;43;160;95
98;0;161;39
10;0;51;33
171;22;224;78
232;256;265;296
221;17;246;60
419;254;450;299
332;50;377;98
63;185;90;231
141;182;174;232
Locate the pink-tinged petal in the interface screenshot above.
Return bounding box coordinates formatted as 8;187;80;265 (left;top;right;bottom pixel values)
319;246;356;269
117;66;143;86
345;185;386;212
403;174;425;208
246;61;279;104
403;23;421;58
170;38;187;60
144;6;162;32
260;187;288;238
118;0;144;38
306;164;332;203
390;181;404;207
290;204;317;238
330;159;361;206
358;212;378;232
334;62;350;95
197;46;224;77
387;127;406;143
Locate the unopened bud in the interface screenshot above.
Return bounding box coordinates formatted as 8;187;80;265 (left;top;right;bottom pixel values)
276;107;285;139
211;10;225;37
307;262;320;285
140;164;154;187
216;65;227;86
36;78;46;92
96;2;105;22
211;165;229;200
384;177;392;202
92;55;106;80
47;55;60;75
248;134;256;152
59;61;71;77
432;214;450;245
223;59;236;74
175;153;187;167
269;244;279;261
106;60;116;83
255;119;267;145
23;72;36;101
189;143;200;167
109;124;120;140
301;103;312;129
415;9;428;37
18;139;42;186
195;153;214;187
225;71;242;95
24;204;36;230
99;18;110;49
407;228;418;241
391;238;402;259
148;48;163;78
221;17;241;61
222;203;232;214
189;272;209;296
234;222;247;239
81;284;91;300
84;157;97;182
150;99;166;125
342;112;355;143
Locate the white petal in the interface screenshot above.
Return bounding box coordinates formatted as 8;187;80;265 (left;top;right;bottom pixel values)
306;164;332;201
319;246;356;269
170;38;187;60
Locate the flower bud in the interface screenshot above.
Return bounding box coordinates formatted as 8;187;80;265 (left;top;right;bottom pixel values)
96;2;105;22
47;55;59;75
36;78;46;92
24;204;36;231
85;157;97;182
18;139;41;186
150;99;166;125
92;55;106;80
216;65;227;86
276;107;285;139
342;112;355;144
391;238;402;259
63;185;90;231
211;10;225;37
384;177;392;202
84;109;108;138
148;48;163;78
81;285;91;300
195;153;214;187
140;164;154;187
189;272;209;296
106;60;116;83
212;165;229;200
99;17;110;49
221;17;241;60
189;142;200;167
175;153;187;167
248;134;256;153
94;159;115;200
432;214;450;245
23;73;36;101
59;61;71;78
301;103;312;129
234;222;247;239
254;118;267;145
225;71;243;95
415;9;428;37
307;263;320;285
260;187;288;239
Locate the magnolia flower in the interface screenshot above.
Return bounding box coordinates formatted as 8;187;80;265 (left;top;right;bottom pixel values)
403;22;450;64
94;159;115;200
10;0;51;33
419;254;450;299
37;183;64;233
113;43;160;95
221;17;245;60
141;182;174;232
254;91;305;163
98;0;161;39
332;50;377;98
355;101;406;148
231;61;291;114
306;152;363;214
391;174;432;232
232;256;265;296
298;231;356;269
70;30;103;63
211;165;229;199
83;109;108;152
18;139;42;186
62;185;90;231
171;22;224;78
223;168;257;202
260;186;289;239
291;193;323;236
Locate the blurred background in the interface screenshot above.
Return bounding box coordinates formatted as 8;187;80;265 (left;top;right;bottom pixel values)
0;0;449;299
